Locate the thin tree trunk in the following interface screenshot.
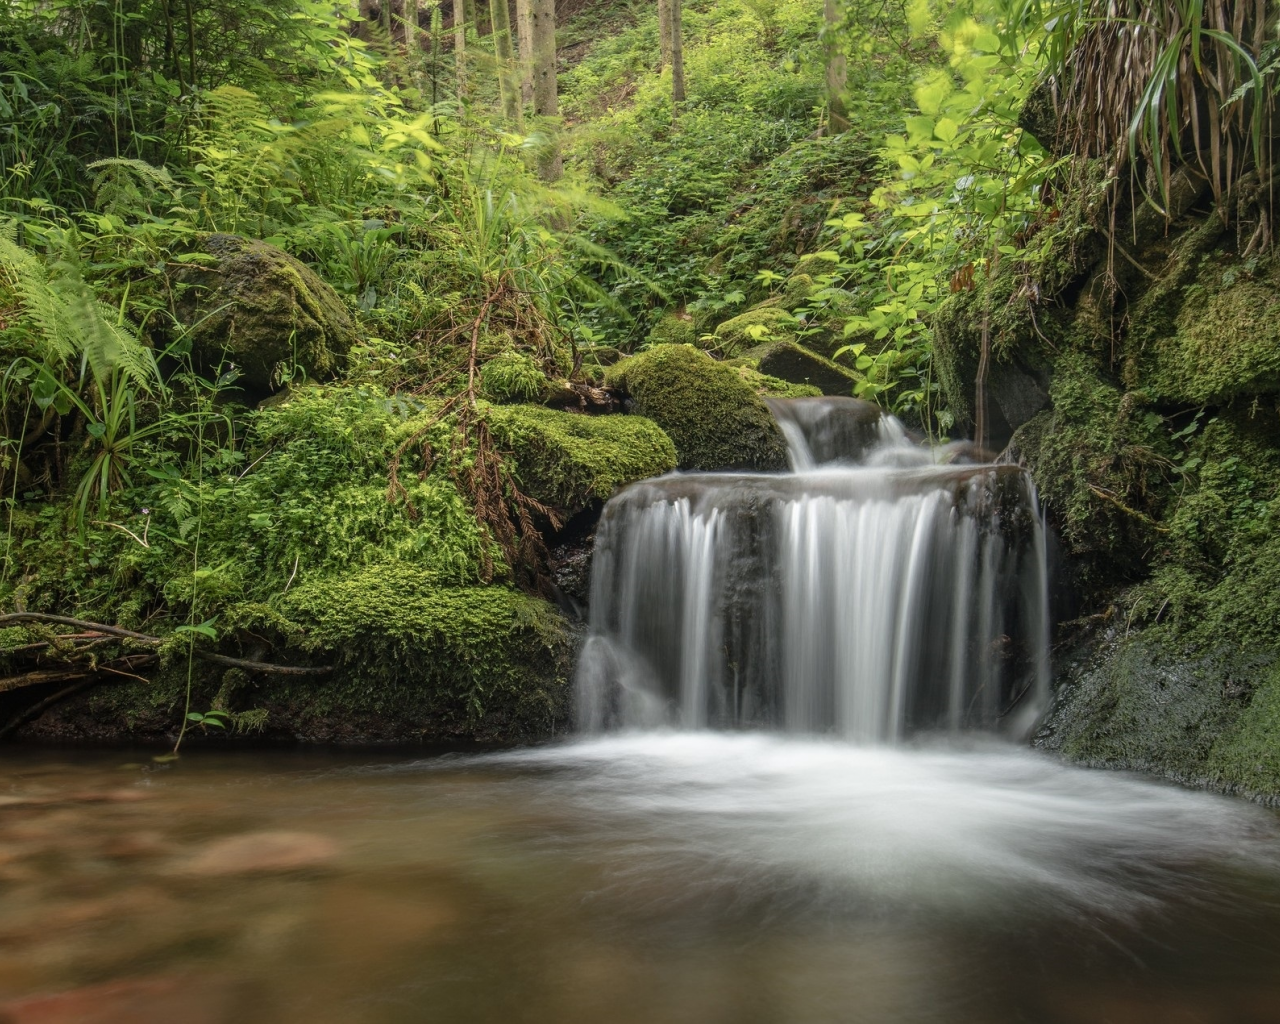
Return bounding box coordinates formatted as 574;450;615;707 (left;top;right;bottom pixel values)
531;0;560;180
658;0;672;69
455;0;468;96
670;0;685;105
517;0;534;107
824;0;849;133
490;0;520;122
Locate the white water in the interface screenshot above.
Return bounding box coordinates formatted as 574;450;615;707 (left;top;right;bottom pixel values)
482;733;1280;922
577;397;1050;741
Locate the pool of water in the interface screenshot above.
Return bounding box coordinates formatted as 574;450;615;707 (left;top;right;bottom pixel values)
1;733;1279;1023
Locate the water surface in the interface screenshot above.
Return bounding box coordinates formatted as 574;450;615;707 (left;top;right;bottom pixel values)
2;735;1279;1023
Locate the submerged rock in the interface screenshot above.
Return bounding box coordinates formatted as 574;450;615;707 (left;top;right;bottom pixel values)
177;234;357;395
606;345;789;471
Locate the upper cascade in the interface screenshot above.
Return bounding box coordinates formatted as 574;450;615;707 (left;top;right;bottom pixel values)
576;397;1050;743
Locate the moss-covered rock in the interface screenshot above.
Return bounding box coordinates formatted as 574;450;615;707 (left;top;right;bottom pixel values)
488;404;677;516
177;234;357;394
739;339;860;396
1134;247;1280;405
710;306;800;357
17;567;577;746
1005;353;1173;597
605;345;790;471
1036;624;1275;796
648;312;697;347
734;365;822;398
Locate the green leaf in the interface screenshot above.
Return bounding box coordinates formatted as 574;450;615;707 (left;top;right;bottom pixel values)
933;118;959;144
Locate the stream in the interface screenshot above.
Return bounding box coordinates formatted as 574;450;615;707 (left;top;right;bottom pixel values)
1;739;1279;1023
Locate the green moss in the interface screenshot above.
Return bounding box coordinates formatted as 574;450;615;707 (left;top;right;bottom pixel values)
1040;628;1270;789
271;564;574;740
1207;662;1280;799
739;339;860;396
26;569;577;745
177;234;357;394
1128;409;1280;647
734;365;822;398
1141;255;1280;404
488;404;676;516
1010;353;1173;592
481;352;549;403
648;313;697;347
710;306;800;358
606;345;790;471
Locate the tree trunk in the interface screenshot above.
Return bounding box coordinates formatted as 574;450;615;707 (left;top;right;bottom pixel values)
823;0;849;133
670;0;685;105
490;0;520;122
455;0;468;96
658;0;672;69
531;0;560;180
517;0;534;108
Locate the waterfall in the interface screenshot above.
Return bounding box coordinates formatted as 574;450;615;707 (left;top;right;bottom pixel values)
576;397;1050;742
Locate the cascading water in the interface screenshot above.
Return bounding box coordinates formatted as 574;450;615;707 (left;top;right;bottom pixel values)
576;396;1050;742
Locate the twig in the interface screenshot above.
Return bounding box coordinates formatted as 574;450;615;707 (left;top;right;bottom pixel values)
91;521;151;549
282;553;300;594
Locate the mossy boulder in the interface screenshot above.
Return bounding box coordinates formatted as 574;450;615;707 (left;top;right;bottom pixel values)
1133;247;1280;405
710;306;800;357
605;345;790;471
178;234;357;394
1036;625;1276;796
734;365;822;398
740;339;860;396
1005;353;1173;597
488;404;677;516
18;568;577;746
648;313;697;347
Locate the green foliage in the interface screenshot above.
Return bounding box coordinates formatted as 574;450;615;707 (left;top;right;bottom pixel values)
605;344;789;471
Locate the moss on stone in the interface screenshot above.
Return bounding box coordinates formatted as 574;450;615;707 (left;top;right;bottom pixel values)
177;234;357;394
739;339;860;396
1037;626;1270;791
1139;253;1280;405
275;565;575;741
648;313;697;347
1008;353;1173;594
1207;662;1280;799
22;569;577;746
606;345;790;471
734;365;822;398
488;404;677;516
481;352;549;403
710;306;800;358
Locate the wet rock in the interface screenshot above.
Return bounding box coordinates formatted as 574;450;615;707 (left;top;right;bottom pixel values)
741;340;860;397
172;831;341;878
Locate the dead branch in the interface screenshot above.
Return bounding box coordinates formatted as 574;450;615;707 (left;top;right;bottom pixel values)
0;613;333;675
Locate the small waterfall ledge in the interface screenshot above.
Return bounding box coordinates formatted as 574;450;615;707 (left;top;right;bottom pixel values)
576;397;1051;742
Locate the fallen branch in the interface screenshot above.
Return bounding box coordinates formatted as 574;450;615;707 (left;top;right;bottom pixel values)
0;613;332;676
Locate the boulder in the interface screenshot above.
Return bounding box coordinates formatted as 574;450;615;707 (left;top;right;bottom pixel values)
488;404;677;517
605;345;790;471
177;234;357;395
710;306;800;357
740;340;860;397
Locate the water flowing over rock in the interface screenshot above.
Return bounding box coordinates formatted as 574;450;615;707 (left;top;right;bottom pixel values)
576;397;1050;741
